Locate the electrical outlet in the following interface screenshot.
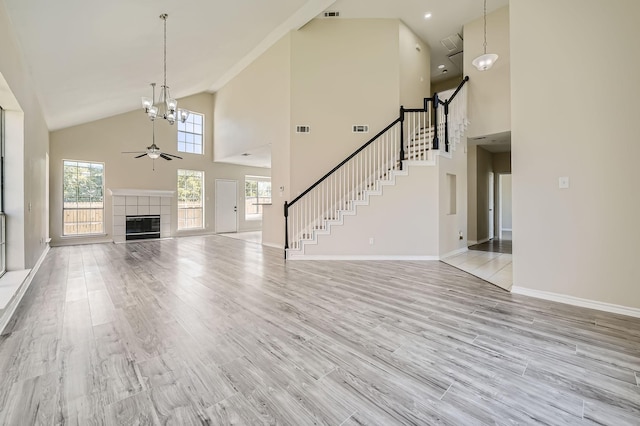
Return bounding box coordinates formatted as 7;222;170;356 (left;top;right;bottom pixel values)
369;237;374;245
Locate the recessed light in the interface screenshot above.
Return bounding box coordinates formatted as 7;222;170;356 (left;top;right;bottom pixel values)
424;12;432;19
438;64;445;69
442;69;448;74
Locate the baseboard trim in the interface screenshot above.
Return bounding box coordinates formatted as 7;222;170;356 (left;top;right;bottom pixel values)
288;255;439;261
0;245;50;334
262;242;283;250
511;286;640;319
440;247;468;259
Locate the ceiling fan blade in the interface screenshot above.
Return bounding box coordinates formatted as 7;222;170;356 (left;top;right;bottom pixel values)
160;153;173;161
162;153;183;159
134;153;147;159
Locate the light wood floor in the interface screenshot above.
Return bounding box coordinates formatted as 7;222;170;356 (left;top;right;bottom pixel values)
1;235;639;425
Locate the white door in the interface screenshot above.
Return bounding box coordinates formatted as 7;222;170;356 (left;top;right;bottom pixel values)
215;180;237;233
488;172;494;239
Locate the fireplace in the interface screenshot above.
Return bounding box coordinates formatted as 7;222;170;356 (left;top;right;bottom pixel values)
126;215;160;240
108;189;174;243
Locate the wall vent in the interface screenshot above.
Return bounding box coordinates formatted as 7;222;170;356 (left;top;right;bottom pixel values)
296;125;310;133
352;125;369;133
323;11;340;17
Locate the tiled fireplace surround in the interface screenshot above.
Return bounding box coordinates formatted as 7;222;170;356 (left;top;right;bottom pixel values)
108;189;174;243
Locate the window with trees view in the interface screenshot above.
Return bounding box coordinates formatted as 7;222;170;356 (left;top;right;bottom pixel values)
63;160;104;236
245;176;271;220
177;110;203;154
177;169;204;230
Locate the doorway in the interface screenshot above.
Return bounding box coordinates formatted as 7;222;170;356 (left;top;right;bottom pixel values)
215;179;237;233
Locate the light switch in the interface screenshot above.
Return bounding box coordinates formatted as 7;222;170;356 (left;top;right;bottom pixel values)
559;176;569;189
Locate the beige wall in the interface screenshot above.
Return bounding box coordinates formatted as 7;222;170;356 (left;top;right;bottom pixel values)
290;19;403;194
500;174;512;231
399;22;431;109
213;35;291;248
50;92;269;246
439;144;468;256
432;77;462;94
304;165;440;257
511;0;640;308
464;6;510;138
0;3;50;270
466;144;478;243
492;152;511;173
475;146;493;242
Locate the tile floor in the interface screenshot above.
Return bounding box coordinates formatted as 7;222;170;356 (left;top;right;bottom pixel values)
443;248;513;291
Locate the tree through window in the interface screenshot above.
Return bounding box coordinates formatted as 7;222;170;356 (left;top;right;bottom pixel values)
63;160;104;235
177;169;204;229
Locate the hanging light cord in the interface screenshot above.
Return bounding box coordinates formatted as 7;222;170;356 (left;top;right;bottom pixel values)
162;14;167;90
483;0;488;54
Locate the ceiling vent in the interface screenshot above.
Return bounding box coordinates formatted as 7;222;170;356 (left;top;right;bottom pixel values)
296;125;310;133
440;33;463;53
323;11;340;17
352;125;369;133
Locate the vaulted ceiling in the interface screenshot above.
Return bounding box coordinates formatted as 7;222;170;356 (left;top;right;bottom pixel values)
3;0;508;131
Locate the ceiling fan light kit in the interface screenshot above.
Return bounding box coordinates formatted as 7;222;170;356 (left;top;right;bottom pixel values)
472;0;499;71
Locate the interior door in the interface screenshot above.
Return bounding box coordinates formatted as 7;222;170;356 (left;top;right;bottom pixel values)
215;179;237;233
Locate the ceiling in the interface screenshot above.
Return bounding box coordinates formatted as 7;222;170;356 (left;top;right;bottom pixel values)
469;131;511;153
3;0;508;165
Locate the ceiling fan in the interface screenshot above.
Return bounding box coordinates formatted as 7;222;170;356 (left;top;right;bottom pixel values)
122;120;182;169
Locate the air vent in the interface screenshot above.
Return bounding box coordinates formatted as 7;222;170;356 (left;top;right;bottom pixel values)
352;125;369;133
440;33;463;52
296;125;310;133
323;11;340;17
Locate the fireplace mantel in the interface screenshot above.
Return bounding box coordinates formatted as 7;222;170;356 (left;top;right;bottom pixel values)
108;188;175;197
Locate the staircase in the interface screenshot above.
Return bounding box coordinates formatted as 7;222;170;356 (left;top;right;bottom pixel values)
284;77;469;259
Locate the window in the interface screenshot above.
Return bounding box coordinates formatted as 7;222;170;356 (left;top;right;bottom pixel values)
245;176;271;220
177;110;204;154
178;169;204;230
63;160;104;235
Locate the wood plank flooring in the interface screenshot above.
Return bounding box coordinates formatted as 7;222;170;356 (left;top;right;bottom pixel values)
1;235;639;425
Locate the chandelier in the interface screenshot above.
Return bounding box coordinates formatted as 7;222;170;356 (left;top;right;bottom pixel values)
141;14;188;124
471;0;499;71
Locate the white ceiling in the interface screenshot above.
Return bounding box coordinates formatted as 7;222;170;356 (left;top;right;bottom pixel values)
3;0;508;164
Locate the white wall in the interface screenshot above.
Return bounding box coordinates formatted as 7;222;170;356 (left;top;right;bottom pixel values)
0;2;50;270
50;92;269;246
464;6;510;138
511;0;640;308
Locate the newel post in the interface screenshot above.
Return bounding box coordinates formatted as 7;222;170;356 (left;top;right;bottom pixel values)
432;93;439;150
399;106;405;170
284;201;289;260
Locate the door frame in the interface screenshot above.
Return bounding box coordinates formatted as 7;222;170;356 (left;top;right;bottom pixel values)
215;179;238;234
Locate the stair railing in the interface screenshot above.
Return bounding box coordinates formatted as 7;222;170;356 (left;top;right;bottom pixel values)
284;76;469;259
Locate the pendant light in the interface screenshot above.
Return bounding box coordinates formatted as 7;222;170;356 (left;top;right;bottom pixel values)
141;14;188;124
472;0;499;71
